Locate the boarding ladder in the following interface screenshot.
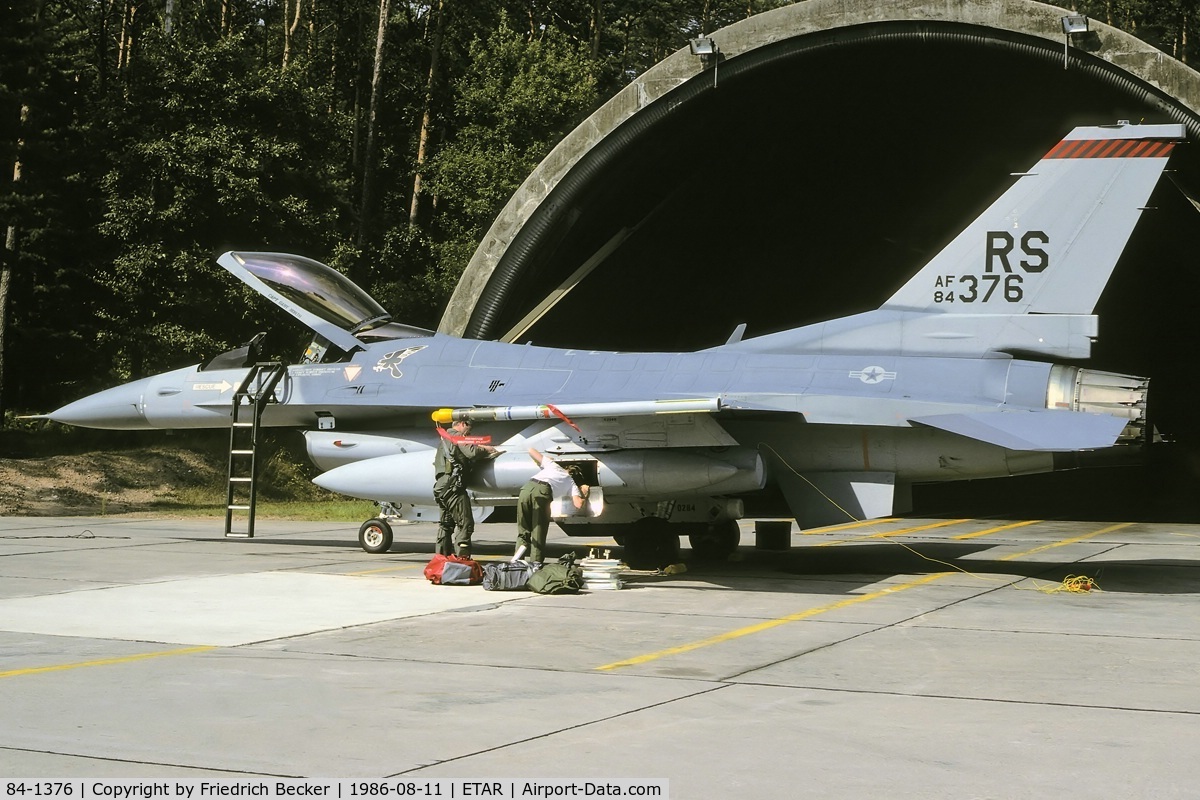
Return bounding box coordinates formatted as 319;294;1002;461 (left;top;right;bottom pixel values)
224;362;287;538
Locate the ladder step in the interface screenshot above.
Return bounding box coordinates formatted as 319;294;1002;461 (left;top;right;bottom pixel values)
225;363;284;542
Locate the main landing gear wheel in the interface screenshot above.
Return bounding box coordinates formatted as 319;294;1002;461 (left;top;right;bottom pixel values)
688;520;741;561
358;518;393;554
622;519;681;570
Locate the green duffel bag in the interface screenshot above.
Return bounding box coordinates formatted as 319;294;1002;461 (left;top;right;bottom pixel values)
526;556;584;594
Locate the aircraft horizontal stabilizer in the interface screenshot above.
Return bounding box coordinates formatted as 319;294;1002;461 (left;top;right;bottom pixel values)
910;410;1129;452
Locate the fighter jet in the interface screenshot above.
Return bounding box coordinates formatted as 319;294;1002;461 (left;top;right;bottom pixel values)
47;121;1183;563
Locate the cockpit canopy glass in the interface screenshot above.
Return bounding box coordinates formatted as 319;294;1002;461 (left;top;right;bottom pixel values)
219;251;433;353
231;252;389;332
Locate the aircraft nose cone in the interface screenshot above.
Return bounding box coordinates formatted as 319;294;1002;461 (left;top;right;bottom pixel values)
46;378;154;430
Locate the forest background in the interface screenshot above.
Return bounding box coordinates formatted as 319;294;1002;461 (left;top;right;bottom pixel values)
1;0;1197;427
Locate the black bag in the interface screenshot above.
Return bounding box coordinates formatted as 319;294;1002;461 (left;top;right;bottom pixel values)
482;560;541;591
526;554;584;594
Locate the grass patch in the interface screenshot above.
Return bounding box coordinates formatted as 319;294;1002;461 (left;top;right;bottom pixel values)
144;491;378;521
0;433;394;520
256;500;380;521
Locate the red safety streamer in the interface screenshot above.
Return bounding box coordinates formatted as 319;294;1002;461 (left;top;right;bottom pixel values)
544;403;582;433
436;425;493;445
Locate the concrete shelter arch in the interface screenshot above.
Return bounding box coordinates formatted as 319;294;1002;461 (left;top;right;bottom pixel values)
438;0;1200;343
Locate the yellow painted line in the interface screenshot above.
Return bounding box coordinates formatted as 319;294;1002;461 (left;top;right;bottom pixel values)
1168;530;1200;540
998;522;1132;560
801;518;899;535
952;519;1043;540
818;518;969;546
595;572;952;671
0;646;217;680
596;520;1130;672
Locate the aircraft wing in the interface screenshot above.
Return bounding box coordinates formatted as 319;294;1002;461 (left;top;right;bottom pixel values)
909;409;1130;451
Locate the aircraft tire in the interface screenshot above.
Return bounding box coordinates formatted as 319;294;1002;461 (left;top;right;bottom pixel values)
359;518;393;554
688;520;741;561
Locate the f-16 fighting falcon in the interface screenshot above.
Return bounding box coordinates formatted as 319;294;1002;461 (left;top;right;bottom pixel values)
46;121;1184;564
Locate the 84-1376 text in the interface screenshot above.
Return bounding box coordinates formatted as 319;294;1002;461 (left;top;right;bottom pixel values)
7;785;74;797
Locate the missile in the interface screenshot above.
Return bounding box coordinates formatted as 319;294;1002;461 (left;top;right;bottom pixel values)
430;398;721;424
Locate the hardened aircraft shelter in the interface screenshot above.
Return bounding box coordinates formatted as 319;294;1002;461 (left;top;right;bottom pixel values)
437;0;1200;506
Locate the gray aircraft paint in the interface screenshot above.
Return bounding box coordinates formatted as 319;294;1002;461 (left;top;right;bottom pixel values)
45;122;1182;541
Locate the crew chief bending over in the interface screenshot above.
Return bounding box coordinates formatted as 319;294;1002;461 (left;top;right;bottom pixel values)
516;448;589;563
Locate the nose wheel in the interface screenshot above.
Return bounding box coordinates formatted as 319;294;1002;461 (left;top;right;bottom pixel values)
358;518;394;553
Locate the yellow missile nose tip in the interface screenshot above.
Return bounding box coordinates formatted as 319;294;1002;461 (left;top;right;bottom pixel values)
431;408;453;424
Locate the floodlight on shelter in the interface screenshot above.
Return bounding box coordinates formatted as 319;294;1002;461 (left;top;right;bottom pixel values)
689;37;720;87
1061;15;1089;34
1061;15;1089;69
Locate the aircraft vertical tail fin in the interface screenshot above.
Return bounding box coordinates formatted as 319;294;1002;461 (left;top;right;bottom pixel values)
883;121;1184;316
717;121;1185;358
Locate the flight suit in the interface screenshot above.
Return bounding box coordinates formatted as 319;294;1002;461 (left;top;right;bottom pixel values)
516;458;583;563
432;436;490;557
516;479;555;564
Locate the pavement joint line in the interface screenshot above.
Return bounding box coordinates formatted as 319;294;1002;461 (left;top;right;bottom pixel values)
725;680;1200;716
0;646;218;679
390;683;731;775
0;743;300;776
596;519;1131;672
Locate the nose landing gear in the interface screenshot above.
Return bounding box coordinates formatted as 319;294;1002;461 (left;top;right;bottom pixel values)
358;517;394;553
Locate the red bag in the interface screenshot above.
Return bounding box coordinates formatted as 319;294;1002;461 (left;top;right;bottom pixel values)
424;554;484;585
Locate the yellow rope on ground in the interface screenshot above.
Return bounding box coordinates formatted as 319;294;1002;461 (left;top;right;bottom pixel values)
757;442;997;580
757;442;1101;595
1031;574;1101;594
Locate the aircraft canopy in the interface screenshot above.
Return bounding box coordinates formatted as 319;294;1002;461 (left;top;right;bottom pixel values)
217;251;430;353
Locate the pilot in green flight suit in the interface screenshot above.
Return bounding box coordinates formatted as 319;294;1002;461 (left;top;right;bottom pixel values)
432;419;496;558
